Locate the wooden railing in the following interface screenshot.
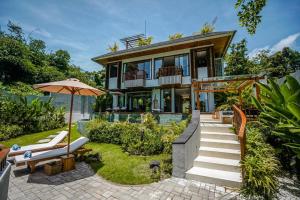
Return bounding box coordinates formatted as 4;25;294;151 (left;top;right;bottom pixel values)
158;66;182;77
232;105;247;161
0;146;10;172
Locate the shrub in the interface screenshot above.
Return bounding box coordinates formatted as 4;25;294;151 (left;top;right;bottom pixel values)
88;120;126;144
87;113;189;156
0;96;65;140
242;125;280;199
121;126;163;155
0;124;23;141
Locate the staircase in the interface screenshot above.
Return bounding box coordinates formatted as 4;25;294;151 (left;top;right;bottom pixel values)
185;115;242;188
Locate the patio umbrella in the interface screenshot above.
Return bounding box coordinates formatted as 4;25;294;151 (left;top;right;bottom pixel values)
33;78;105;156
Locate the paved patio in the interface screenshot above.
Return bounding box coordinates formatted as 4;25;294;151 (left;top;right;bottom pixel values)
8;162;240;200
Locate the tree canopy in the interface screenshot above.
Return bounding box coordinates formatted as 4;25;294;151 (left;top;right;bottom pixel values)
225;39;300;77
0;21;104;89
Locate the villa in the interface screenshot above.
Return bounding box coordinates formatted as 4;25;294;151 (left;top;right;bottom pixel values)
92;31;235;116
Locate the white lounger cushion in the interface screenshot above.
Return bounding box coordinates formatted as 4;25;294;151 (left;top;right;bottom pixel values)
9;131;68;156
14;137;89;164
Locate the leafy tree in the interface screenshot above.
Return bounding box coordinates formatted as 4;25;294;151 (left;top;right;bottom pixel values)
168;33;183;40
137;36;153;46
28;39;47;67
7;20;24;41
200;23;215;34
107;42;119;52
235;0;266;35
225;39;252;75
49;50;70;71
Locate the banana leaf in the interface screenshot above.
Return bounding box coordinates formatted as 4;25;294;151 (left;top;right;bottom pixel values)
287;89;300;103
251;96;264;111
268;78;284;104
287;102;300;121
284;143;300;159
286;75;300;93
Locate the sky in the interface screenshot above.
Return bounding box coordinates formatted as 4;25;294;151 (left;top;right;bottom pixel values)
0;0;299;72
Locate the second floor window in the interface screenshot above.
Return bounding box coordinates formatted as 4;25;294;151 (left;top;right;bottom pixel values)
154;58;163;79
109;63;118;78
175;54;189;76
124;60;151;80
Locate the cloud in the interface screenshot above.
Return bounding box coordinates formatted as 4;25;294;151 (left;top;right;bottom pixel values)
50;39;89;51
248;32;300;58
271;33;300;53
248;45;270;58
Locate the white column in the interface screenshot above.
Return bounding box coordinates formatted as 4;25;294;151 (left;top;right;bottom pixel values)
112;95;118;109
191;87;195;110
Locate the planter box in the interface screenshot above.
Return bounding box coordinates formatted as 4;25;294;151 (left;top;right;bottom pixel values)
44;159;62;176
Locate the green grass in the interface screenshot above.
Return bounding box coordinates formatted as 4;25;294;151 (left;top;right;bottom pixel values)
86;143;169;185
1;125;81;147
1;126;169;185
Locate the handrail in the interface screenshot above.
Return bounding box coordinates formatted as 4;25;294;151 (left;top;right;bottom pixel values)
232;105;247;160
0;146;10;172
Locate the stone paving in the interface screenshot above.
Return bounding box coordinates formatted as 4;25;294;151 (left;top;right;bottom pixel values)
8;162;240;200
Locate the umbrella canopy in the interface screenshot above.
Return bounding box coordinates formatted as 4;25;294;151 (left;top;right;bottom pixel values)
33;78;105;156
33;78;105;96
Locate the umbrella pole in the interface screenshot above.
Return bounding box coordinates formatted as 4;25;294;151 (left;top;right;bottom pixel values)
67;93;74;157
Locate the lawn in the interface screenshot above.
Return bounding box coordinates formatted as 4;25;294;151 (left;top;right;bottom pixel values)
1;125;170;185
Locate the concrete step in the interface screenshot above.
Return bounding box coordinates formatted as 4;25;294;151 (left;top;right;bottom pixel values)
200;138;240;150
199;146;241;160
200;123;233;132
201;131;237;140
193;156;240;172
186;167;242;188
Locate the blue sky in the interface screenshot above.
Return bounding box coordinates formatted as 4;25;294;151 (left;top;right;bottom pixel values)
1;0;299;72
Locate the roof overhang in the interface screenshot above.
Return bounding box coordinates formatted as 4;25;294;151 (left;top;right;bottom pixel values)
92;31;236;66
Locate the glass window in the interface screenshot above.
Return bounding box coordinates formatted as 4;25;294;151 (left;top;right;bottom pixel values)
109;63;118;78
154;59;163;79
144;61;151;79
163;89;172;112
175;54;189;76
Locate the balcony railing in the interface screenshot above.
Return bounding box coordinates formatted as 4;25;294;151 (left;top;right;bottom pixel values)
158;66;182;85
124;70;146;88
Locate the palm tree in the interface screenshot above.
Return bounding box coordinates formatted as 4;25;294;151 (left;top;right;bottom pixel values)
107;42;119;52
199;23;215;34
137;37;153;46
168;33;183;40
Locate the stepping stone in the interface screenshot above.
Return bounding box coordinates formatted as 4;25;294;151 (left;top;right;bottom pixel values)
36;139;51;144
47;134;58;139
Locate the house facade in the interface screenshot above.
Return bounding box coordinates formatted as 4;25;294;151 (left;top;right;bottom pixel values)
92;31;235;114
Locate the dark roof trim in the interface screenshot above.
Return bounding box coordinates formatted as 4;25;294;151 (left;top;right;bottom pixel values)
92;31;236;62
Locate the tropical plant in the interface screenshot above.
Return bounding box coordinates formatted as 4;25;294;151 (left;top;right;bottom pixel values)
199;23;215;34
242;125;280;199
137;36;153;46
168;33;183;40
107;42;119;52
251;75;300;159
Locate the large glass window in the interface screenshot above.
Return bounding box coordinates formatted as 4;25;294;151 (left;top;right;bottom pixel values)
154;58;163;79
175;54;189;76
109;63;118;78
163;89;172;112
123;60;151;80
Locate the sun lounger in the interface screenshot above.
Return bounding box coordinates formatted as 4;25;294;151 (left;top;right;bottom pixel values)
8;131;68;157
14;137;89;172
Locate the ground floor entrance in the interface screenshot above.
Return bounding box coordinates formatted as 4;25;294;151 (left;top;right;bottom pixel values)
111;87;216;113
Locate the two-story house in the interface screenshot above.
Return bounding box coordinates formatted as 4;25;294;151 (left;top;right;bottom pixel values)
92;31;235;115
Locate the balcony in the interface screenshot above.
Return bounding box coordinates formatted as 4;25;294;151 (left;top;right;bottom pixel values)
124;70;146;88
158;66;182;85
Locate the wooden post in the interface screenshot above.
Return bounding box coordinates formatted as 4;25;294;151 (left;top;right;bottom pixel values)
67;92;74;157
255;83;260;101
195;91;200;110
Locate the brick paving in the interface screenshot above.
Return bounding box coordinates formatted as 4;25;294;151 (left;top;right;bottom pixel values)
8;162;239;200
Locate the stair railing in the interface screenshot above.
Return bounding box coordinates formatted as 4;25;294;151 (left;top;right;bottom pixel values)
232;105;247;178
